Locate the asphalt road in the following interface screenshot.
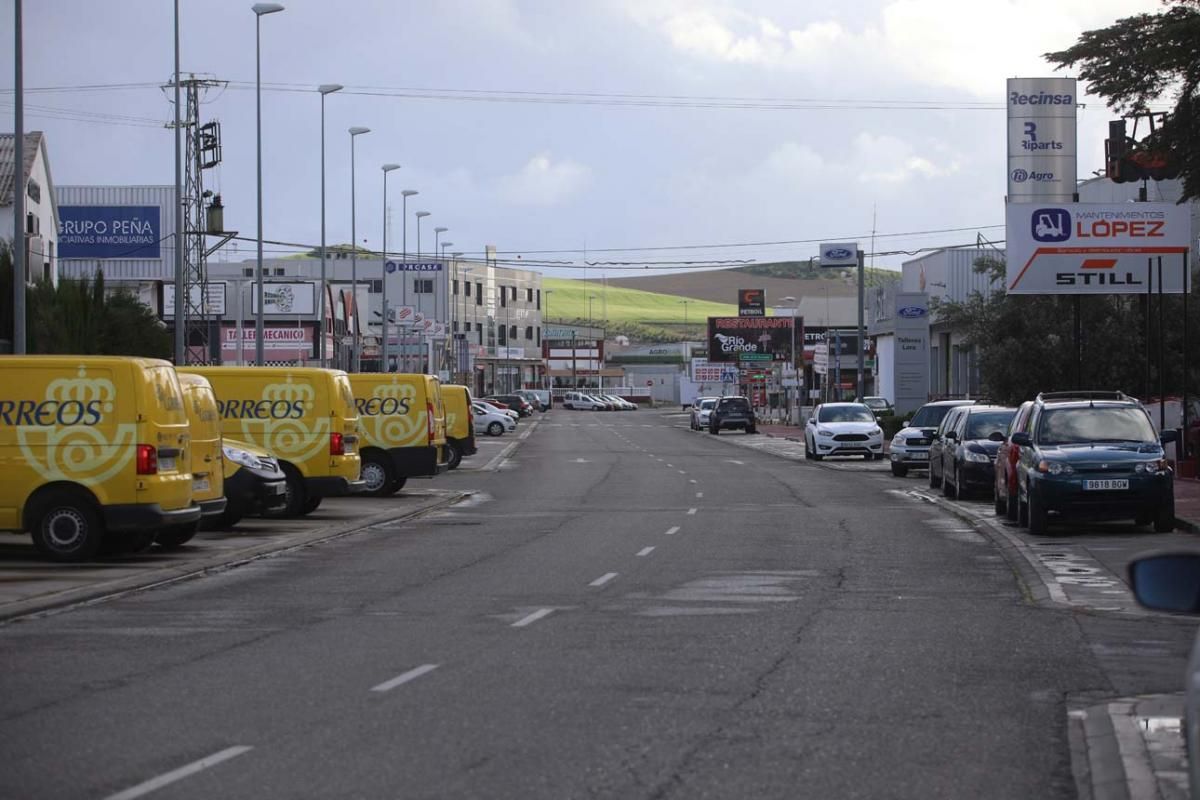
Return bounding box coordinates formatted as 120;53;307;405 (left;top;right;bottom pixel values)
0;409;1195;799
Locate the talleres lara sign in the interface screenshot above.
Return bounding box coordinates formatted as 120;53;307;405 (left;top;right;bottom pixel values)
1005;203;1192;295
706;317;799;363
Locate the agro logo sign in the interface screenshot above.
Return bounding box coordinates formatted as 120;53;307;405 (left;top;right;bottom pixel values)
706;317;798;363
1005;203;1191;295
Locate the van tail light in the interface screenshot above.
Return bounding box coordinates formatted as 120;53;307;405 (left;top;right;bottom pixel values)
427;403;436;444
136;444;158;475
330;432;345;456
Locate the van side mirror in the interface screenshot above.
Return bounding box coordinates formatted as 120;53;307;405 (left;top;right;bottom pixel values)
1161;430;1179;444
1010;432;1032;447
988;431;1005;442
1128;553;1200;613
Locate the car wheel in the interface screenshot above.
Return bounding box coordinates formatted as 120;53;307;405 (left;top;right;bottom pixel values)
155;522;199;550
709;425;719;435
952;467;963;500
382;476;407;496
446;441;463;470
302;495;322;515
29;489;105;562
273;465;308;518
1027;487;1048;535
359;452;395;498
746;426;757;435
994;486;1006;516
102;528;158;555
487;421;504;437
941;467;953;497
1154;496;1176;533
928;464;939;489
891;462;907;477
1005;490;1019;522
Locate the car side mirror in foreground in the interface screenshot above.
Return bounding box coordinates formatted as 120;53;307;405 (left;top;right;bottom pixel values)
944;431;957;441
1128;553;1200;613
988;431;1005;442
1010;432;1032;447
1161;429;1180;444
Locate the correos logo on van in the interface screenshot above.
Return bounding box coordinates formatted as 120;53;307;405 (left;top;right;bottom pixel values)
9;367;136;484
223;379;328;462
357;381;421;446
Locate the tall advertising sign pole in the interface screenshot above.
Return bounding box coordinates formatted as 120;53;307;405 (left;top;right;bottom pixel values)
12;0;25;354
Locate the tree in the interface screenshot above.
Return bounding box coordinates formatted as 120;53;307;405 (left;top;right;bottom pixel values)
1045;1;1200;201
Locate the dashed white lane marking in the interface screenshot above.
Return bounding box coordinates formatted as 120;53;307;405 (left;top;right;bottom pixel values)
696;492;704;498
665;526;680;536
725;459;745;465
688;479;698;484
637;547;656;557
512;608;556;627
687;508;697;515
678;470;687;474
589;572;619;587
666;463;674;467
104;746;254;800
370;664;440;693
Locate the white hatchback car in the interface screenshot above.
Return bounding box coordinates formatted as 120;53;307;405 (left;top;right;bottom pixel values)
472;402;517;436
805;402;884;461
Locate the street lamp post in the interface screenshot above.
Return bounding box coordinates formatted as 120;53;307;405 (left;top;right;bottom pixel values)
252;2;285;366
415;211;430;370
438;241;453;375
399;189;418;372
588;295;596;391
316;83;342;366
348;126;370;372
781;295;797;424
380;163;401;372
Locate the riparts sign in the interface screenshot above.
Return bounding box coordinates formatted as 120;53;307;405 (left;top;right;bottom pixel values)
1006;77;1077;203
1005;203;1192;295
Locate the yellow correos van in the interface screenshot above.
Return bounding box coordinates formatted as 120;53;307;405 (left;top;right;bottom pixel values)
0;356;199;561
441;385;477;470
179;366;364;516
160;372;228;548
349;373;448;495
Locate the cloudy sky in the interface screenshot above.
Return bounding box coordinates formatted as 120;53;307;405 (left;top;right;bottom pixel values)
1;0;1162;275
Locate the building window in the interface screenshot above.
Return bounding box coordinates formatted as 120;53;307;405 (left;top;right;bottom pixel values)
526;288;533;303
524;326;533;340
273;267;285;276
369;280;382;292
511;286;517;301
510;325;517;339
475;321;483;344
499;326;507;345
243;268;254;277
536;326;541;346
452;279;459;295
415;279;434;293
452;321;459;333
475;282;483;305
500;286;507;308
463;281;471;297
536;289;541;310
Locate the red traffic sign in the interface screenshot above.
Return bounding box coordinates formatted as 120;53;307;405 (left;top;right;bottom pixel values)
645;379;653;386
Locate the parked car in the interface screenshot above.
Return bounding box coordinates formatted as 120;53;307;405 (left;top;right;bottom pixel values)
690;397;717;430
889;399;977;477
485;395;534;417
862;396;895;416
1126;552;1200;800
937;405;1017;500
442;385;478;470
515;389;549;412
472;402;517;436
562;392;606;411
927;405;972;489
993;400;1035;519
476;399;519;423
601;394;636;411
710;395;757;435
805;402;883;460
1011;391;1177;535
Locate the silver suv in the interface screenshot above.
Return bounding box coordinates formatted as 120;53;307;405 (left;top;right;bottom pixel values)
889;400;975;477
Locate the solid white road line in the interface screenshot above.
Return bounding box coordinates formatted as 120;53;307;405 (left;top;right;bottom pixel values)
103;746;253;800
687;508;697;515
665;526;680;536
512;608;556;627
696;492;704;498
589;572;619;587
637;547;655;557
370;664;440;693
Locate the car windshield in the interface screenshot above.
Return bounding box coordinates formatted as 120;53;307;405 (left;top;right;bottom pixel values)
818;405;874;423
965;410;1016;440
719;398;750;412
909;404;962;429
699;399;716;410
863;397;889;409
1038;406;1158;445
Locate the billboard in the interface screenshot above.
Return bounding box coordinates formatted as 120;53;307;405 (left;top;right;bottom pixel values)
58;205;161;259
162;282;227;317
737;288;765;317
706;317;798;363
819;243;858;268
1005;203;1192;294
1006;78;1077;202
893;292;930;414
249;282;317;315
387;261;443;272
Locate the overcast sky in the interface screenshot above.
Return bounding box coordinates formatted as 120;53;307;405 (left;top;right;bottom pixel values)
0;0;1162;275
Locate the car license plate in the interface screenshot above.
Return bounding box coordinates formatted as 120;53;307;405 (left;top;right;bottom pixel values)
159;456;176;472
1084;479;1129;491
192;477;210;493
909;452;928;460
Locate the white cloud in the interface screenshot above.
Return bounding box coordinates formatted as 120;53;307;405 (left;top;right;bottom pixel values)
852;133;962;184
498;153;592;206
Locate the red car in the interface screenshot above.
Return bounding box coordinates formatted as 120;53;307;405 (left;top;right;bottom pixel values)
993;400;1034;521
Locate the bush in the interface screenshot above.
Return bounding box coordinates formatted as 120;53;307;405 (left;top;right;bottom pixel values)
877;413;907;440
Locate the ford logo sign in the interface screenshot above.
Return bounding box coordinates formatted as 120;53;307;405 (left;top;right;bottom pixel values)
897;306;927;318
824;248;853;260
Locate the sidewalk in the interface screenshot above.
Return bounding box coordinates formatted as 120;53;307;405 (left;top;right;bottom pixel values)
755;421;1200;536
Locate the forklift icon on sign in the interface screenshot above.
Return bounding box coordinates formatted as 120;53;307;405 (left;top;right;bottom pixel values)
1032;208;1071;243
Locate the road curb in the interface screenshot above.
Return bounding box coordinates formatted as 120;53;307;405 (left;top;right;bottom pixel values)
0;491;469;624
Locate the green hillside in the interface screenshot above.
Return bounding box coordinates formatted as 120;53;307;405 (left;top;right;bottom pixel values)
543;278;736;340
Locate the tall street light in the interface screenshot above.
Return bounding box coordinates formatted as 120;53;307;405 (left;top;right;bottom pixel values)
587;295;597;391
438;241;453;376
399;189;418;372
434;226;449;362
780;295;798;424
348;125;370;372
316;83;342;366
678;298;692;329
252;2;285;366
414;210;431;370
380;163;401;373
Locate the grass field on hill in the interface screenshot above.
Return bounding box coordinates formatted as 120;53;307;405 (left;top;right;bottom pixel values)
543;278;736;327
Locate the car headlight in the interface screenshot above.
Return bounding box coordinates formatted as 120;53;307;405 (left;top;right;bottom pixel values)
964;449;991;463
816;428;834;437
223;445;265;471
1037;460;1074;475
1135;459;1168;474
870;427;882;436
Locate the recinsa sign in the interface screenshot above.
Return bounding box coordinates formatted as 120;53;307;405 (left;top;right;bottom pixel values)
1006;203;1191;295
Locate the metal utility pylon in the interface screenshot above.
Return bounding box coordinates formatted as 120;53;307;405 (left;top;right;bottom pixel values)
176;75;226;364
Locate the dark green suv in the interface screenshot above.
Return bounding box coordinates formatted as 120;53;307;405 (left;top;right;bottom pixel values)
1010;391;1177;535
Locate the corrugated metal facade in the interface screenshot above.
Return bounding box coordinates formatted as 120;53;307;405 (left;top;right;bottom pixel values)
901;247;1005;305
54;185;176;281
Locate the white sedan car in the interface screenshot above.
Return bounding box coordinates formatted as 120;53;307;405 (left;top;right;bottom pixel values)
475;399;519;423
804;402;884;461
472;402;517;436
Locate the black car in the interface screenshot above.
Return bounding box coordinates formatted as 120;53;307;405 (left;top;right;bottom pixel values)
1011;391;1177;534
709;396;757;435
927;405;973;491
938;405;1017;500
